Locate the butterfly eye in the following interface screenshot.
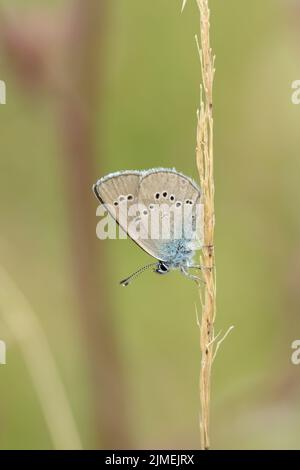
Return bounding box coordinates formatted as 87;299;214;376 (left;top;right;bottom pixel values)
113;201;118;206
169;195;175;201
127;194;134;201
156;262;169;274
175;201;182;208
155;192;160;200
119;195;125;202
185;199;193;205
142;209;148;216
162;191;168;198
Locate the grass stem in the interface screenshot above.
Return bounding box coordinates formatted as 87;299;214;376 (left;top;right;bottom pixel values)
195;0;216;450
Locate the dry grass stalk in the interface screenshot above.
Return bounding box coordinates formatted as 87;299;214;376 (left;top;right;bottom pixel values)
187;0;234;449
195;0;216;450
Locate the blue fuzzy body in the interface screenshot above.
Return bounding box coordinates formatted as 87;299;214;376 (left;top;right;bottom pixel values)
158;239;195;269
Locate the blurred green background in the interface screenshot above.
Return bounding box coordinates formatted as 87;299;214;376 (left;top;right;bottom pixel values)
0;0;300;450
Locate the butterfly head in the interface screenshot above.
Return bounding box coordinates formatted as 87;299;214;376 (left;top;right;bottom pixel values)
155;261;170;275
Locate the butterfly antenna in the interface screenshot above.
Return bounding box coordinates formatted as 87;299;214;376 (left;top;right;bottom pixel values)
120;263;158;287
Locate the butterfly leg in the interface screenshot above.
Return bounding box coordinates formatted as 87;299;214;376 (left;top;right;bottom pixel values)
180;267;205;284
189;264;214;271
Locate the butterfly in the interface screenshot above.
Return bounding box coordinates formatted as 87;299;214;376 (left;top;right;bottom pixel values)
93;168;205;286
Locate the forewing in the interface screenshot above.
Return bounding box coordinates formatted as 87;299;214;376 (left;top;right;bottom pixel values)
93;171;141;234
94;170;164;259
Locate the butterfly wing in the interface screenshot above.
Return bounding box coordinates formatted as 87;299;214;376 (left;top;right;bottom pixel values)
93;168;202;263
135;169;202;261
94;170;164;259
93;171;141;205
93;170;142;233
